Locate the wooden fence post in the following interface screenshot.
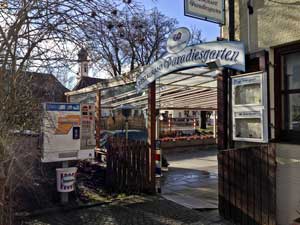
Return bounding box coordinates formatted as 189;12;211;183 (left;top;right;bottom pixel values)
217;70;228;150
218;145;277;225
147;81;156;193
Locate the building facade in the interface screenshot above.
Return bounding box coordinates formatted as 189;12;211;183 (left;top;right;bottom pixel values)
222;1;300;224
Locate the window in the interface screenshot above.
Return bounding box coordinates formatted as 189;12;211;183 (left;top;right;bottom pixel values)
282;52;300;132
275;45;300;142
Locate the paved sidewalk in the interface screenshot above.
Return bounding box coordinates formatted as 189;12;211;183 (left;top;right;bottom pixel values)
162;148;218;209
24;195;233;225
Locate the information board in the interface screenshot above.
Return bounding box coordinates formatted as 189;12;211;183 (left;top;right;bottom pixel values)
42;102;94;163
232;72;268;143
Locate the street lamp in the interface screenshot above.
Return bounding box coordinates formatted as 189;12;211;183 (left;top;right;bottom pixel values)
117;104;135;141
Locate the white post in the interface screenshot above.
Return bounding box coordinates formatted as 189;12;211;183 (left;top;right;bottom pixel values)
61;161;69;204
156;114;159;140
213;111;217;138
198;110;201;130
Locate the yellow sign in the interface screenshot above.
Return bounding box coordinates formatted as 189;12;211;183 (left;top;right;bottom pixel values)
55;115;80;135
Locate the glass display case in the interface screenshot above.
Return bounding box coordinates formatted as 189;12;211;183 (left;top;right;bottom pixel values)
232;72;268;143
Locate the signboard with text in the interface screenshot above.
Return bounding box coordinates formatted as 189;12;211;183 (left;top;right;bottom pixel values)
232;72;269;143
136;40;245;93
184;0;225;25
167;27;191;54
42;102;95;163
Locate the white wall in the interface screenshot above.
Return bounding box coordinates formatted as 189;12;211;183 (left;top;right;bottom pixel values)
276;143;300;225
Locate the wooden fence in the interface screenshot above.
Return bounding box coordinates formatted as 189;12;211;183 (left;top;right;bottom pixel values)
218;144;276;225
106;138;155;194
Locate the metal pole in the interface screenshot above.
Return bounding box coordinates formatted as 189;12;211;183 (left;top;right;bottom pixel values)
156;115;159;140
125;118;128;144
228;0;235;148
61;161;68;204
229;0;235;41
199;111;201;130
213;111;217;138
247;9;251;52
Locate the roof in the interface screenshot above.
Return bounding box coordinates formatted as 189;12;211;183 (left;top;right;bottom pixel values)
100;67;218;111
73;76;107;91
66;67;218;111
25;72;69;102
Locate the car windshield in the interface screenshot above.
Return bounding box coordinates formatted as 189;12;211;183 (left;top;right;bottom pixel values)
114;130;147;141
100;131;112;139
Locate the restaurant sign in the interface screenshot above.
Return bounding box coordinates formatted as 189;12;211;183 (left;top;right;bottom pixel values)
184;0;225;25
167;27;191;54
136;40;245;93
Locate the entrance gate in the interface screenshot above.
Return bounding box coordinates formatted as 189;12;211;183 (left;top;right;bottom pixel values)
106;138;155;194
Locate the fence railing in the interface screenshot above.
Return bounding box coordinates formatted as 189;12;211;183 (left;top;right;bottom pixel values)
106;138;155;194
218;144;276;225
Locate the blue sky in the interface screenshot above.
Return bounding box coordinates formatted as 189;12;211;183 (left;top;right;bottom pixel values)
140;0;220;41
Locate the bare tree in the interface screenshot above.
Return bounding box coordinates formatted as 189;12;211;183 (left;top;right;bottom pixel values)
0;1;137;224
84;10;205;78
0;0;205;223
86;7;178;77
190;26;205;45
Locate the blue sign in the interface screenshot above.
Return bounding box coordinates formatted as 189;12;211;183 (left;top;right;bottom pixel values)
45;103;80;111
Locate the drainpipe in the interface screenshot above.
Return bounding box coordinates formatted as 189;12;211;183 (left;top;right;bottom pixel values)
247;0;254;52
228;0;235;149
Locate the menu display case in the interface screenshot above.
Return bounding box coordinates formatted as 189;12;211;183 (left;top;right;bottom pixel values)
232;72;268;143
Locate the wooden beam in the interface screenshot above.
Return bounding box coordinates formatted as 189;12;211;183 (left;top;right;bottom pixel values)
160;96;217;108
158;83;217;90
148;81;156;193
95;90;101;149
173;71;216;78
159;107;217;110
160;89;214;101
217;70;228;150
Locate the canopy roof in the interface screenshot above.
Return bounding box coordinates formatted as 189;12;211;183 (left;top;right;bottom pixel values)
65;67;217;111
101;67;217;110
66;67;217;110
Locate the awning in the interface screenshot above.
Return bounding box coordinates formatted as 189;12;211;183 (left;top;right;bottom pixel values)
100;67;217;110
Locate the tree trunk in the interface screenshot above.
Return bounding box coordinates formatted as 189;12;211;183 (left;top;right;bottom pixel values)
201;111;207;129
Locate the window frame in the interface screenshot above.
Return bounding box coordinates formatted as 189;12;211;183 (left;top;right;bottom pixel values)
274;42;300;143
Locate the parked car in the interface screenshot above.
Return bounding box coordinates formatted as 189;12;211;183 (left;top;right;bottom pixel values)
97;130;169;167
99;129;147;149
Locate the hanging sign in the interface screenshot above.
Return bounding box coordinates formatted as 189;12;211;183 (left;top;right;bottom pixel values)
184;0;225;25
167;27;191;54
136;40;245;93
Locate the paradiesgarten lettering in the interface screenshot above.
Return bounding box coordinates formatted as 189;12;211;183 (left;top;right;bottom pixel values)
136;41;245;92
